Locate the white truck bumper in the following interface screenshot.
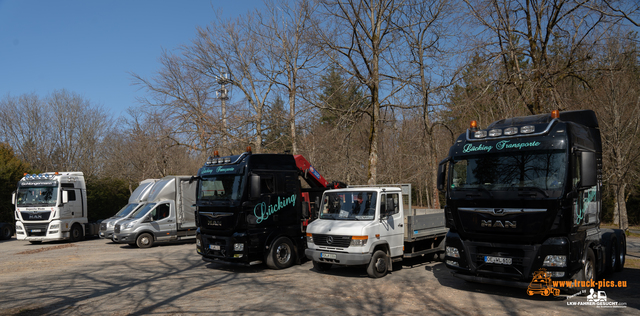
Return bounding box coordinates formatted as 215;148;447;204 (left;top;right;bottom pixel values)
305;248;372;266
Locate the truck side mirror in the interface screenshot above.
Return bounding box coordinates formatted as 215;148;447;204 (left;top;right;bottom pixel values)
62;190;69;204
437;158;449;192
579;151;597;188
11;192;15;205
250;174;261;200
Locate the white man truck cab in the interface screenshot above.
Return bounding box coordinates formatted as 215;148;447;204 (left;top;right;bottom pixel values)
12;172;99;244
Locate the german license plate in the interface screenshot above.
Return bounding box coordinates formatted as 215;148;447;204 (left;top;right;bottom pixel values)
31;229;41;233
209;245;221;250
485;256;512;265
320;253;336;259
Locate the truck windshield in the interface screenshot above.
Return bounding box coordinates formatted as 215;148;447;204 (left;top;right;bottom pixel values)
115;203;140;217
131;203;155;219
16;186;58;206
319;191;377;221
451;150;566;192
198;175;244;202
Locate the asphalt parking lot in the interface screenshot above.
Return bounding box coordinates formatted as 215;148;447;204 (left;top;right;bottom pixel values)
0;237;638;315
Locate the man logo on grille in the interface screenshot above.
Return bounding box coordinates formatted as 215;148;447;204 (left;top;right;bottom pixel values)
326;236;333;245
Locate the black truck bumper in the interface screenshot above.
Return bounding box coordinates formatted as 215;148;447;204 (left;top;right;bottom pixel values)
196;232;263;265
443;231;576;286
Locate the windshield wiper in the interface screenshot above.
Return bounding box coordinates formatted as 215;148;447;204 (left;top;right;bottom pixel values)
515;187;549;198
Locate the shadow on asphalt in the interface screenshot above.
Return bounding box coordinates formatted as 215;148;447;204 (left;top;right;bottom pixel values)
429;253;640;310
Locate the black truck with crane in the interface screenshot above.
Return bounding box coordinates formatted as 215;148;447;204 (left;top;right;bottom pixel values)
194;148;342;269
438;110;626;291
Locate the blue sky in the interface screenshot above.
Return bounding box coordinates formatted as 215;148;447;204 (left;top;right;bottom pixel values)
0;0;262;118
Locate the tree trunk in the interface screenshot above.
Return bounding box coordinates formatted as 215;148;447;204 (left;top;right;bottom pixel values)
289;81;297;154
616;183;629;231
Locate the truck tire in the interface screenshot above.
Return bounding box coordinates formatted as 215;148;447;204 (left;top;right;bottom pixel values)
616;234;626;272
582;248;596;283
136;233;154;248
1;224;12;240
367;250;388;278
70;224;84;242
266;237;295;269
313;261;332;272
605;235;617;274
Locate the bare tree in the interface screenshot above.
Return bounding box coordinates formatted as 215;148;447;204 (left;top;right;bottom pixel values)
462;0;632;115
131;50;219;156
0;90;111;178
589;35;640;231
255;0;321;154
314;0;406;184
396;0;456;208
191;10;278;154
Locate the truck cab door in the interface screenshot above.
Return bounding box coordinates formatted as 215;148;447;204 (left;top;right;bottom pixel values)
572;152;599;226
379;193;403;257
150;201;176;241
62;188;82;219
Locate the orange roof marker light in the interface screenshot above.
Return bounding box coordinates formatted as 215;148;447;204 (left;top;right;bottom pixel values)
213;150;219;158
246;146;252;154
470;120;479;131
551;110;560;119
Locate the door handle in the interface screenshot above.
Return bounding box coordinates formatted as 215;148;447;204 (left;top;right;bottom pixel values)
167;220;173;223
398;224;403;227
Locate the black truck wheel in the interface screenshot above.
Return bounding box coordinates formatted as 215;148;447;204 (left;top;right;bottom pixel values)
367;250;389;278
69;224;84;242
616;234;626;272
583;248;596;283
1;224;12;240
136;233;154;248
605;235;618;274
313;260;332;272
266;237;295;269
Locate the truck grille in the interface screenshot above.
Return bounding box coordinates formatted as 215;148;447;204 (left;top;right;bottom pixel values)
20;211;51;221
312;234;351;248
24;223;48;236
114;224;120;233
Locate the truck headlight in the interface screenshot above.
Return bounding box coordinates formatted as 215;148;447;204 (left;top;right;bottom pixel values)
306;233;313;244
107;222;115;228
350;236;368;247
446;246;460;258
125;222;136;229
49;224;59;229
234;243;244;251
16;225;23;231
543;255;566;267
196;237;202;247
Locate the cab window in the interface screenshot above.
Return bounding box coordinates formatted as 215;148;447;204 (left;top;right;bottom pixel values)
151;203;170;221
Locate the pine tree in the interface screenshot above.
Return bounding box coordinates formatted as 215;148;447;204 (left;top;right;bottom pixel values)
263;95;292;153
317;64;366;127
